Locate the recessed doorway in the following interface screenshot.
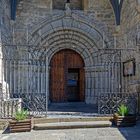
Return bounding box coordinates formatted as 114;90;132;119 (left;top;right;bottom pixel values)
50;49;85;102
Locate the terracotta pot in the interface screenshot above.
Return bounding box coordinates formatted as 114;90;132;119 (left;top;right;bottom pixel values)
9;119;31;133
113;113;136;127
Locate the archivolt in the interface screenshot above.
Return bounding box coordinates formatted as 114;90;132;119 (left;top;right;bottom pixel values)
28;13;108;67
34;28;98;66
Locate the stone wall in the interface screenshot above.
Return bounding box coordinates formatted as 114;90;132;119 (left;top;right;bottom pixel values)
1;0;140;112
10;0;116;105
117;0;140;49
3;0;140;106
119;0;140;113
121;0;140;33
13;0;115;53
0;0;12;45
53;0;83;10
119;0;140;84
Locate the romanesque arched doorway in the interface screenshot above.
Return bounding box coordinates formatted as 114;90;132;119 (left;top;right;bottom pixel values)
50;49;85;103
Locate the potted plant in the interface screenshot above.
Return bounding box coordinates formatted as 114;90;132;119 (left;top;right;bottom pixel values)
114;104;136;127
9;109;31;133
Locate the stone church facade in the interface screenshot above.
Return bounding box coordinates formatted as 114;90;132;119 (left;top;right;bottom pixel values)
0;0;140;116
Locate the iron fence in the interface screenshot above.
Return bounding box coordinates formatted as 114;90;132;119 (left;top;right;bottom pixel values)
98;92;139;115
0;47;140;118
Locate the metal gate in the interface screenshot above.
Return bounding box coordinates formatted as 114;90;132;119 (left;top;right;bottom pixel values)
0;46;140;118
0;46;49;117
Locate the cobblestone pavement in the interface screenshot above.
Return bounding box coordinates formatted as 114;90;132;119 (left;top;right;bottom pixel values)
0;123;140;140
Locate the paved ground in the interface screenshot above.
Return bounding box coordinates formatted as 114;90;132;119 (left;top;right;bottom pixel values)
0;122;140;140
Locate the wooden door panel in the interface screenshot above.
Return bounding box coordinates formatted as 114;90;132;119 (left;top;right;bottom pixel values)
50;49;85;102
51;67;65;102
50;51;65;102
67;51;83;68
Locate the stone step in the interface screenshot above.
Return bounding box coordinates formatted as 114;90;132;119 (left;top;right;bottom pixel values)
33;117;113;124
34;121;112;130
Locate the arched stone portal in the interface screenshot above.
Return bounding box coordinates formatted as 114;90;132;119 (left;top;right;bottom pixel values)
26;12;109;105
50;49;85;103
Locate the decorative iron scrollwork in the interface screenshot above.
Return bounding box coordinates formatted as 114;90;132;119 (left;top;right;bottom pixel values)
98;92;138;115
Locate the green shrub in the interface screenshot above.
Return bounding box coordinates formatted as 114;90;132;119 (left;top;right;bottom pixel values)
15;109;28;121
117;104;129;116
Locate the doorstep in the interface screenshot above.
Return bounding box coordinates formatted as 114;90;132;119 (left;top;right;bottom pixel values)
33;121;112;130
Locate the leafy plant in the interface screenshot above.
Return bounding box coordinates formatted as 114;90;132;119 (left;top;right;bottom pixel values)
15;109;28;121
117;104;129;116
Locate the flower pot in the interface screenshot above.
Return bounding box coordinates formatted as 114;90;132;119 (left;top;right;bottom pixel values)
113;113;136;127
9;119;31;133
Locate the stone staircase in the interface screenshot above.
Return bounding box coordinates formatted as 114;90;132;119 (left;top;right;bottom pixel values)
33;117;113;130
33;102;112;130
0;117;113;131
0;102;113;131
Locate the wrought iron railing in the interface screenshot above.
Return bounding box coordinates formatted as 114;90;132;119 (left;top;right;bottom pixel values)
0;47;140;118
12;93;47;117
98;92;139;115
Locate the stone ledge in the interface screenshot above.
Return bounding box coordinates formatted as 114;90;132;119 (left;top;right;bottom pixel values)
33;121;112;130
33;117;113;124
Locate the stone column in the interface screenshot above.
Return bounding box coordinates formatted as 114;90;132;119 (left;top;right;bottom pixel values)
0;23;3;99
45;56;49;115
85;67;95;104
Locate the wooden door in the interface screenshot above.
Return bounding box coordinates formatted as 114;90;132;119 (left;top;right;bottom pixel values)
50;49;85;102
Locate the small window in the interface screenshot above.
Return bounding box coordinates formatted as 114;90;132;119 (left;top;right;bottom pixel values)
52;0;83;10
53;0;65;10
